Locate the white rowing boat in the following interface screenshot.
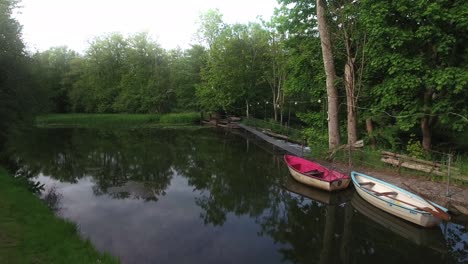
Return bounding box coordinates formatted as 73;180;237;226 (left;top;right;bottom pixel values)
351;193;446;251
351;171;450;228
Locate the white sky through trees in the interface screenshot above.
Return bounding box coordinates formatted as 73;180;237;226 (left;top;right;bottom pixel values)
15;0;278;53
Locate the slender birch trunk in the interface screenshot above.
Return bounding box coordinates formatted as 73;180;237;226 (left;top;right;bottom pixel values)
345;58;357;145
317;0;340;149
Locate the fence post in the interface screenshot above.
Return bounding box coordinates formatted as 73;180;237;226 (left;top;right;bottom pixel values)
446;153;452;197
301;137;305;157
287;102;291;138
348;144;352;174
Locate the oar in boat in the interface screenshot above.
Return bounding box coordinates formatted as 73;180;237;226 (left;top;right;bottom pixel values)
401;183;451;221
361;186;451;221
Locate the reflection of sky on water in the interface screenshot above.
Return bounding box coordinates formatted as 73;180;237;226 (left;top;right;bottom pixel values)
13;127;467;264
37;173;288;264
441;222;468;262
34;166;468;264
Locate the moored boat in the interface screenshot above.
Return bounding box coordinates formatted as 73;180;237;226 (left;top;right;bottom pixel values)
351;171;450;228
283;155;351;192
285;175;353;205
351;193;446;251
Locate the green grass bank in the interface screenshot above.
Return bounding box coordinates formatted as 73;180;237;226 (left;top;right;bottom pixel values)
36;112;201;128
0;168;119;263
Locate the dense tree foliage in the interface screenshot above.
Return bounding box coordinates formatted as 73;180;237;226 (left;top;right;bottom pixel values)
274;0;467;151
0;0;46;151
34;33;205;114
1;2;467;152
31;46;79;112
362;0;468;150
197;13;271;116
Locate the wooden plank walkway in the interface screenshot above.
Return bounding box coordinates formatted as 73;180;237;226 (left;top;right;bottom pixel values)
237;123;309;157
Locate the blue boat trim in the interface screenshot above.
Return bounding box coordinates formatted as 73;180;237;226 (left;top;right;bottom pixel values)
350;171;449;215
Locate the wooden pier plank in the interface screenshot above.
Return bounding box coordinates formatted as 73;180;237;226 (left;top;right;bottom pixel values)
237;123;309;157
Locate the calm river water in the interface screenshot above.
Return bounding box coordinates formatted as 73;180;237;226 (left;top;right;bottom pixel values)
9;128;467;263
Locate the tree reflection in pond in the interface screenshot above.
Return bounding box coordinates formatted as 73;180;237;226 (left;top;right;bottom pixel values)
9;128;179;200
7;127;467;264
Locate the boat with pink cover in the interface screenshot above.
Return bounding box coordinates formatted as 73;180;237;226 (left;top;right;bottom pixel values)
284;155;351;191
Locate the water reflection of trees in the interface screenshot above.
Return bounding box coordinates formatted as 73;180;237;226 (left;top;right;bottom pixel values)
178;131;353;263
8;128;466;263
9;128;177;199
9;128;287;207
258;189;350;264
257;187;465;264
179;131;465;263
173;130;288;226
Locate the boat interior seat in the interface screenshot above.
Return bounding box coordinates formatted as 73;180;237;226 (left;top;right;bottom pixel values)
304;169;324;177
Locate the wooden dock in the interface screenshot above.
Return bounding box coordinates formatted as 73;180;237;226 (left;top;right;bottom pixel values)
237;123;309;157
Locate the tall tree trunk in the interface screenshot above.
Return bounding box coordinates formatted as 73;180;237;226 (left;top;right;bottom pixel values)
340;203;353;264
421;90;433;150
272;85;277;121
266;34;287;124
421;116;432;150
366;118;376;148
280;107;284;125
280;93;284;125
317;0;340;149
245;100;250;118
273;103;277;121
319;205;335;264
345;58;357;146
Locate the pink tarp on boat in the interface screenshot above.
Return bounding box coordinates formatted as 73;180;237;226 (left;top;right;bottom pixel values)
284;155;349;182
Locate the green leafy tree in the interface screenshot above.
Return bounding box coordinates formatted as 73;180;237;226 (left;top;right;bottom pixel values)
362;0;468;150
0;0;45;150
196;9;226;49
115;33;172;113
69;33;174;113
72;33;128;112
32;46;79;112
169;45;207;111
262;21;288;122
274;0;333;144
197;12;271;116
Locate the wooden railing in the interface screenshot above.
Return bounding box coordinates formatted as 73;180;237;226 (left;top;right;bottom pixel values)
381;151;466;182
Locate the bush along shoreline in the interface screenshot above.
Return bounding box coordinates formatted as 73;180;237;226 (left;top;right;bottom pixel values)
0;167;119;263
36;112;201;128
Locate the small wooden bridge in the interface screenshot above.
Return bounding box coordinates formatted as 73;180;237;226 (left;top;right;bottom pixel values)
237;123;309;157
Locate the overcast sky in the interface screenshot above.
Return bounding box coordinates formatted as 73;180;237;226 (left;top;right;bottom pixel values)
15;0;279;53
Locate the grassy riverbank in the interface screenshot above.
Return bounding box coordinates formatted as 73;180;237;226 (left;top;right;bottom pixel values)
36;112;201;128
0;168;118;263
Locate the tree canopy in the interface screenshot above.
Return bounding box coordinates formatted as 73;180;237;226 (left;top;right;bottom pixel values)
1;2;467;152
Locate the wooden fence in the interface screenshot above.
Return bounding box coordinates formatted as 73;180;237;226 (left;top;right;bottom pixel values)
380;151;466;182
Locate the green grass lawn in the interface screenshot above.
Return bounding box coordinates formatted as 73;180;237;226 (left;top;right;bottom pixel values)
0;168;119;264
36;112;201;128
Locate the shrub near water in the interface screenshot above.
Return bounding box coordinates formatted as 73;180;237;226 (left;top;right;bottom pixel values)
36;114;161;127
36;113;201;128
159;112;200;124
